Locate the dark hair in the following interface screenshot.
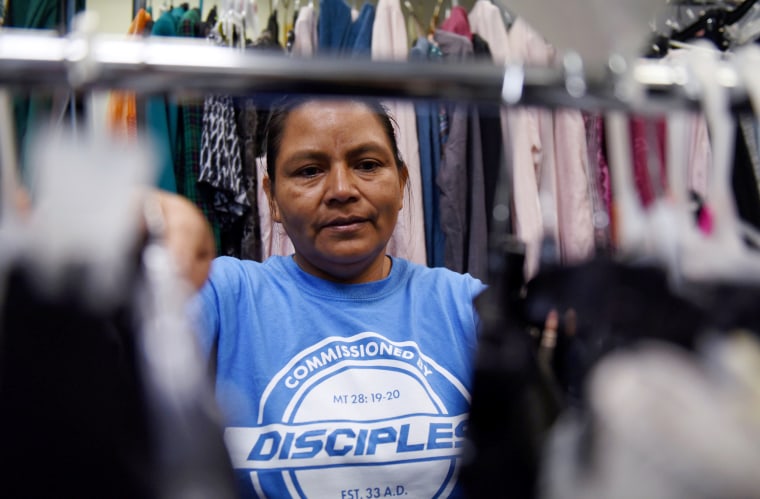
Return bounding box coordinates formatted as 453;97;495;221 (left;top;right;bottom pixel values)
264;97;406;192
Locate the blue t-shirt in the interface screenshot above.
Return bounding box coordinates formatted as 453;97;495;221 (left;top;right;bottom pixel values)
195;255;486;498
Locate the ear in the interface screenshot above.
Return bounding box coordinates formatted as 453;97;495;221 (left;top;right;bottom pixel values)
263;175;281;222
397;165;408;212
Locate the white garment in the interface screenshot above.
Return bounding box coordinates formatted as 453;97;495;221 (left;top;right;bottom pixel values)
371;0;427;265
256;155;295;259
292;5;317;57
467;0;510;66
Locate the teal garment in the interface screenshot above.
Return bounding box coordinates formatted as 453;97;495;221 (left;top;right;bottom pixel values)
5;0;84;29
146;96;179;192
152;5;185;35
144;6;188;193
6;0;86;183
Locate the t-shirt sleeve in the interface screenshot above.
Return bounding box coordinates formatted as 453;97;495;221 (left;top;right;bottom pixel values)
189;280;220;360
466;275;488;337
189;257;234;359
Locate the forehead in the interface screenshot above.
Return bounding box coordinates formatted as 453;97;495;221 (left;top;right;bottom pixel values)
282;100;387;138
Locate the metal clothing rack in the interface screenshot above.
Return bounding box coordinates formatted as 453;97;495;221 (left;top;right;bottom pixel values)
0;27;741;114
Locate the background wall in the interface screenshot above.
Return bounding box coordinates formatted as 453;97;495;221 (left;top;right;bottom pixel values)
85;0;133;34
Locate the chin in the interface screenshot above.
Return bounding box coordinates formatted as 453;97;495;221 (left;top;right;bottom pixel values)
319;245;384;264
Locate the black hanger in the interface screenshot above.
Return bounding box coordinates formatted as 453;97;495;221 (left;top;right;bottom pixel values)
206;4;218;26
671;0;759;50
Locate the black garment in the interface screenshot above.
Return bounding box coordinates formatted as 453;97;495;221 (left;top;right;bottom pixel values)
205;5;218;27
523;256;760;405
732;114;760;232
0;255;238;498
471;32;505;235
234;96;262;261
252;11;282;50
471;33;491;59
0;267;155;499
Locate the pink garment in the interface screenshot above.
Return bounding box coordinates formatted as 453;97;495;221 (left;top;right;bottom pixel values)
698;202;714;235
440;6;472;40
580;113;613;250
554;110;594;263
292;5;317;57
503;18;594;277
593;115;612;216
629;116;668;208
467;0;509;65
371;0;427;265
503;18;545;279
256;155;295;259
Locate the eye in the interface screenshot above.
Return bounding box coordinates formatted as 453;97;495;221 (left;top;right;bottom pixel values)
355;160;381;172
296;165;322;178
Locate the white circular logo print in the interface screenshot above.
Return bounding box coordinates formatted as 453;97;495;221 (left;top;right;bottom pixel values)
225;332;471;498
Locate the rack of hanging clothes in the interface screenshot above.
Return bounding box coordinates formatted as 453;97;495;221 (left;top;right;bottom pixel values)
5;3;760;496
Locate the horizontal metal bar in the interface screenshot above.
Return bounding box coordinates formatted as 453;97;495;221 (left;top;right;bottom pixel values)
0;28;745;112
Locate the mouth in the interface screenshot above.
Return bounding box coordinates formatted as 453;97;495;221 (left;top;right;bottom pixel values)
322;216;369;231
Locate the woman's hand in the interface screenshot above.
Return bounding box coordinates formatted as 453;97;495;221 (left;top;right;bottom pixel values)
153;190;215;291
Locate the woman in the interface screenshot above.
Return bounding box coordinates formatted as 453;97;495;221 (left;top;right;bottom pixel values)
193;97;486;498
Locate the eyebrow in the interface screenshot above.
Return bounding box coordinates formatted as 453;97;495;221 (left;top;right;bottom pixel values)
281;142;392;166
280;151;330;167
345;142;393;160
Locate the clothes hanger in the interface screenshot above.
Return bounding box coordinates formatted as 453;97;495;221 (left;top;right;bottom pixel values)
727;1;760;44
669;0;760;50
606;40;760;286
605;111;649;257
665;43;760;285
428;0;445;37
212;0;245;48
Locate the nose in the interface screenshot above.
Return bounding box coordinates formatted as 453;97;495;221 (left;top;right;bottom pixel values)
325;164;359;204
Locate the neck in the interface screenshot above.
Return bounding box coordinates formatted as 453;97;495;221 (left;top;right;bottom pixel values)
293;253;391;284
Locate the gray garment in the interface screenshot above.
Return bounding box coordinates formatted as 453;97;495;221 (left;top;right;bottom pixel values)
434;29;489;281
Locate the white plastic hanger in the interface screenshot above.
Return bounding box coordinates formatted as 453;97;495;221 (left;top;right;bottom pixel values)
0;90;20;227
604;110;649;257
669;43;760;284
606;42;760;287
213;0;247;49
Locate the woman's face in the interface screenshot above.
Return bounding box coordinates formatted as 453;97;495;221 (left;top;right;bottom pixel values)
266;100;406;283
